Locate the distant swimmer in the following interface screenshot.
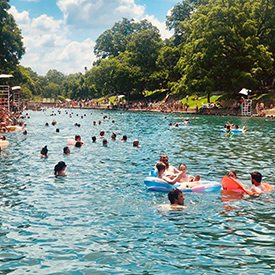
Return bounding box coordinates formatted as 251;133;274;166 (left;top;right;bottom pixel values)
41;146;48;158
63;146;70;155
111;133;116;140
100;130;105;138
92;136;96;143
54;161;67;176
103;138;107;146
121;135;127;142
133;139;140;148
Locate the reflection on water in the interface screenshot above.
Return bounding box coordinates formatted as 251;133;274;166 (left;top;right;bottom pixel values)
0;109;275;274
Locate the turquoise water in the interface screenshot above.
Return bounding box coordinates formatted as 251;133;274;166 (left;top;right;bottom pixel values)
1;109;275;274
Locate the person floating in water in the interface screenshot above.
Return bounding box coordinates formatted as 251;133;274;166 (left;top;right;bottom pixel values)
63;146;70;155
168;188;185;209
41;146;48;158
250;171;268;194
54;161;67;176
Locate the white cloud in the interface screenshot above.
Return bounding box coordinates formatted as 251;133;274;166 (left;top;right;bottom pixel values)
9;2;172;75
57;0;145;29
143;15;172;40
9;6;96;75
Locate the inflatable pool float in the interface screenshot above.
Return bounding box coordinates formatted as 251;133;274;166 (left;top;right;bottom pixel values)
66;138;85;145
6;126;23;131
144;176;222;193
219;129;244;133
66;138;76;145
0;140;9;147
222;176;273;195
175;122;192;126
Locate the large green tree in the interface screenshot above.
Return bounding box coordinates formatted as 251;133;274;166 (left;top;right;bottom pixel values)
0;0;25;73
172;0;275;95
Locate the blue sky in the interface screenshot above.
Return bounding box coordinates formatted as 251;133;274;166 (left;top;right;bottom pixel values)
9;0;179;75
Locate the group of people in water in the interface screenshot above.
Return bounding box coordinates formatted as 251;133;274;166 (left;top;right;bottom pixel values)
154;154;269;208
40;113;141;177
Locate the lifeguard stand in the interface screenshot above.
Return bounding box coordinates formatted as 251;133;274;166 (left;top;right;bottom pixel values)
241;99;252;116
12;86;21;106
0;84;11;110
0;74;13;110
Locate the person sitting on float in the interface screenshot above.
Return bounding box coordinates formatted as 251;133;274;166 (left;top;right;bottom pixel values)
158;155;179;176
156;162;184;185
178;163;200;182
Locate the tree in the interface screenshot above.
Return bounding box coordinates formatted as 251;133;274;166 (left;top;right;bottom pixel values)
0;0;25;73
172;0;275;95
94;18;159;60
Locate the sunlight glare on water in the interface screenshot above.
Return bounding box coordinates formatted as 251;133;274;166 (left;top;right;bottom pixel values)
0;109;275;274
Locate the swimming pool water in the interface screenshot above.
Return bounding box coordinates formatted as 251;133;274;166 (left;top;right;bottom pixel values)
1;109;275;274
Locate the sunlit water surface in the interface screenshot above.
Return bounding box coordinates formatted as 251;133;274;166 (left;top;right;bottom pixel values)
1;109;275;274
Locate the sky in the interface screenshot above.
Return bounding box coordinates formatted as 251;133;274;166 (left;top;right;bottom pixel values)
9;0;179;76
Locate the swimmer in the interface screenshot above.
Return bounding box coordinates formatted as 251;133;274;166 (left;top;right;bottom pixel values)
75;135;84;145
51;120;57;126
250;171;268;194
41;146;48;158
0;135;6;140
158;155;179;176
178;163;200;182
63;146;70;155
54;161;67;176
227;170;237;179
100;130;105;138
168;188;185;208
75;141;82;148
103;138;107;146
156;162;184;185
92;136;96;143
56;128;60;133
23;130;27;135
111;133;116;140
45;123;49;126
121;135;127;142
133;139;140;147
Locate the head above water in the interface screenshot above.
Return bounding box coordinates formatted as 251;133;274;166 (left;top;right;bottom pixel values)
54;161;67;175
75;135;81;141
92;136;96;142
156;162;166;172
227;170;237;179
168;188;184;205
41;146;48;156
250;171;262;183
63;146;70;154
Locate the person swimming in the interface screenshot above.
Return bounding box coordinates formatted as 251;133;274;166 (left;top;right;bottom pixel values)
63;146;70;154
41;146;48;158
54;161;67;176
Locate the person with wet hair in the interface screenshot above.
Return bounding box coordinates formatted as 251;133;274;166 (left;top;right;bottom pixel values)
54;161;67;176
41;146;48;158
121;135;127;142
75;141;82;148
168;188;185;206
92;136;96;143
63;146;70;155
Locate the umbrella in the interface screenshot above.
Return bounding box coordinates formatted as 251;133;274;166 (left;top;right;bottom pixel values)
239;88;251;95
118;95;125;98
0;74;13;78
12;86;21;90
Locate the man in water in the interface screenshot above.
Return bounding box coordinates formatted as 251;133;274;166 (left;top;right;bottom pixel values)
168;188;185;207
250;171;268;194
